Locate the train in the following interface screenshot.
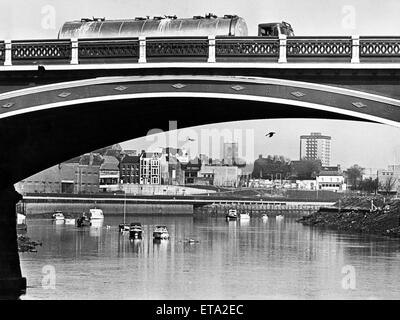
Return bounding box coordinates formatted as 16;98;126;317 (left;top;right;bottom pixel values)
58;14;294;39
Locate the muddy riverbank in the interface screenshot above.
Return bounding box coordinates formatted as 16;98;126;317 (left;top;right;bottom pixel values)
297;196;400;238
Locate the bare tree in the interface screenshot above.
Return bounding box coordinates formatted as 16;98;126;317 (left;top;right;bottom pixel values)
382;176;397;194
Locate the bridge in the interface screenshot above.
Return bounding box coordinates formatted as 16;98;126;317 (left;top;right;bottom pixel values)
1;35;400;297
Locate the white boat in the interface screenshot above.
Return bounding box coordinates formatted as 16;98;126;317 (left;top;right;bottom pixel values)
52;211;65;220
153;226;170;240
276;214;284;220
239;213;250;220
17;213;26;225
89;208;104;220
226;209;238;221
65;218;76;225
261;214;268;220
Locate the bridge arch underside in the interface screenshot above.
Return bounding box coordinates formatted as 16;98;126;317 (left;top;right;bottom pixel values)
1;76;400;188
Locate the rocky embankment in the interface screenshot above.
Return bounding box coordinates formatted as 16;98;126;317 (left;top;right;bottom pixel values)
297;196;400;238
18;235;42;252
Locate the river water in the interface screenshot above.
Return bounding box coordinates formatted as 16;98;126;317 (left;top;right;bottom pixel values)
19;214;400;300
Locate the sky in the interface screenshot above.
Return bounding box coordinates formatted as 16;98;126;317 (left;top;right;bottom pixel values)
1;0;400;170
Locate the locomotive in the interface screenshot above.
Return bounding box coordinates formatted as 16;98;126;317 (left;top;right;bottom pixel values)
58;14;294;39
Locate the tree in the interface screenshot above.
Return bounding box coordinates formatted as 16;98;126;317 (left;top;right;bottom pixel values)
289;160;322;180
345;164;364;190
252;155;291;179
382;176;397;194
359;177;379;194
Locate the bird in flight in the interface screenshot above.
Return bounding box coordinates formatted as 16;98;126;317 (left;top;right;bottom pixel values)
187;137;196;141
265;132;276;138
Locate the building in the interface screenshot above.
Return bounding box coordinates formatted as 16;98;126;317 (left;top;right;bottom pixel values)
223;142;239;165
316;171;346;191
211;165;241;187
119;154;140;184
16;153;102;194
300;132;331;166
75;153;102;193
99;155;120;191
181;157;202;184
377;165;400;193
140;152;161;184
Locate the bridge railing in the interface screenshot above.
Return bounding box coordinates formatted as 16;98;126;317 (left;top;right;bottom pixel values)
8;39;71;65
360;37;400;62
2;36;400;66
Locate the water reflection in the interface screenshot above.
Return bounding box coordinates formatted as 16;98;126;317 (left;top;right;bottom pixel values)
20;214;400;300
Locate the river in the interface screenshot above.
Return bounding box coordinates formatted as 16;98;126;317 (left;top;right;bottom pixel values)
19;213;400;299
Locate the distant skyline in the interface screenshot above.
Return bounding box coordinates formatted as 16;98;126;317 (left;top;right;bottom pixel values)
119;118;400;171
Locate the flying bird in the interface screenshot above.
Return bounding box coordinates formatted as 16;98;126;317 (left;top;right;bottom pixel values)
265;132;276;138
187;137;196;141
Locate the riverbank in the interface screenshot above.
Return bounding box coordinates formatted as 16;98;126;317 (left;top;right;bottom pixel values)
298;196;400;238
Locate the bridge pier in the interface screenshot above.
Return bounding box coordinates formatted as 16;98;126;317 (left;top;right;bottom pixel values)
0;186;26;299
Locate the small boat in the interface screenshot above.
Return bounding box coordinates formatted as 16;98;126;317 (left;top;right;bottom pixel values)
17;213;26;225
65;218;76;225
17;213;27;231
276;214;284;220
226;209;238;221
119;223;130;232
52;211;65;220
89;208;104;220
261;214;268;220
153;225;170;240
76;215;91;227
239;212;250;220
129;222;143;239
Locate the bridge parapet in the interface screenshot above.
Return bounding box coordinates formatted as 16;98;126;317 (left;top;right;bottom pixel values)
1;36;400;66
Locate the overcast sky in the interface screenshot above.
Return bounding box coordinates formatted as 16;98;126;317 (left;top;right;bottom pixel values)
1;0;400;170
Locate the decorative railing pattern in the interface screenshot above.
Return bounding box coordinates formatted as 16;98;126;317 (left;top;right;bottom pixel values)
360;37;400;57
216;37;279;56
146;38;208;57
78;39;139;59
2;36;400;65
11;40;71;60
287;37;352;57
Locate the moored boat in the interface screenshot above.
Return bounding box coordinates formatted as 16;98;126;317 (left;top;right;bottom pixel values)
153;225;170;240
76;215;91;227
119;223;130;232
65;218;76;225
261;214;268;220
239;212;250;220
129;222;143;239
52;211;65;220
17;213;27;231
89;208;104;220
226;209;238;221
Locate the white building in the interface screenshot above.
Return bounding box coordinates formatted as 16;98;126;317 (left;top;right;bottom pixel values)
300;132;331;166
296;180;317;190
316;172;346;191
140;152;161;184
